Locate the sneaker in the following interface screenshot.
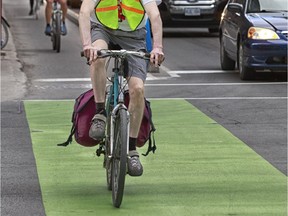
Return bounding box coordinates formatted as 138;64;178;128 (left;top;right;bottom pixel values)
44;25;51;36
128;150;143;176
89;114;106;140
61;22;67;36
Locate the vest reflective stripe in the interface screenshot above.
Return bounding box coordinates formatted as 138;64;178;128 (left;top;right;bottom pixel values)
95;0;145;31
96;5;118;12
121;3;144;14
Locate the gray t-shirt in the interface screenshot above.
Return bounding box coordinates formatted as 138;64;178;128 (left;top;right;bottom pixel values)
90;0;155;31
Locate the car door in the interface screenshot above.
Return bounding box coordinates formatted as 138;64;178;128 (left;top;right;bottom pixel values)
223;0;246;60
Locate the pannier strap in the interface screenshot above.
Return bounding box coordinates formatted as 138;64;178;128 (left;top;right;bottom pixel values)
57;126;75;147
142;100;156;156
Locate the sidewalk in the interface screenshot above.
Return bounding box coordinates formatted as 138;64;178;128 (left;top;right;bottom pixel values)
1;16;27;102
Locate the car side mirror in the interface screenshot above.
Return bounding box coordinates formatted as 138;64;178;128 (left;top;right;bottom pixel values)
227;3;243;13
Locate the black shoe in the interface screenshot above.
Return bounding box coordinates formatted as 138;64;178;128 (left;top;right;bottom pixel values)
29;9;33;16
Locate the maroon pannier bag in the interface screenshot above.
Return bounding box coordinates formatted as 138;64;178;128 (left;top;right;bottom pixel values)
58;89;156;156
58;89;99;147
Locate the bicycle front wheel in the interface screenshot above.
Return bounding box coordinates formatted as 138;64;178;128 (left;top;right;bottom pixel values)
1;18;9;49
111;108;128;208
53;12;61;53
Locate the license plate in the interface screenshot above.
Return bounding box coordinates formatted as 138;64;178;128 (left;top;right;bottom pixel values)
185;8;201;16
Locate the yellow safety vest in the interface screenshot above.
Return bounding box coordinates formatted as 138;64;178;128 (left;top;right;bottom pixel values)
95;0;145;31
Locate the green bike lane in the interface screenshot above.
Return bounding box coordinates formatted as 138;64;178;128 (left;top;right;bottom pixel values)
24;99;287;216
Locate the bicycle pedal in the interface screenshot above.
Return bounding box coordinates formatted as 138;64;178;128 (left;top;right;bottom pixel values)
96;147;106;156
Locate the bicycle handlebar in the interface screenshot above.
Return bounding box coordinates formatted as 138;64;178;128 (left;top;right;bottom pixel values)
80;49;150;59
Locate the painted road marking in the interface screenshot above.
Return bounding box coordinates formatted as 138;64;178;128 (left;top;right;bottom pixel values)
167;69;238;77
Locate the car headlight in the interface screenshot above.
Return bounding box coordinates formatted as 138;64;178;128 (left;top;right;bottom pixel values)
247;27;280;40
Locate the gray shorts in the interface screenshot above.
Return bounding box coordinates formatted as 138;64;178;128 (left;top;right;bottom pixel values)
91;23;149;81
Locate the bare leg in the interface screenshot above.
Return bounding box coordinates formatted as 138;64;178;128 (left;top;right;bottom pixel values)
59;0;67;22
90;39;108;104
45;2;52;24
128;77;145;138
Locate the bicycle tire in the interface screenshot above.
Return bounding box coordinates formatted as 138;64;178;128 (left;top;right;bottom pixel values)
54;12;61;53
1;17;9;49
51;15;56;50
105;137;112;191
111;108;128;208
105;100;114;191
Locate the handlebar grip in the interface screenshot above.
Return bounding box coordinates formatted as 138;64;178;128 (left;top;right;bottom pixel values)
80;50;103;57
144;53;150;58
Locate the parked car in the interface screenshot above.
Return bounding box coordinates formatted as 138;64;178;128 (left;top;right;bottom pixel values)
219;0;288;80
158;0;228;33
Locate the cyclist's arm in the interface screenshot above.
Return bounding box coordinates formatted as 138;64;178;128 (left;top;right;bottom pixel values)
144;1;164;66
79;0;95;57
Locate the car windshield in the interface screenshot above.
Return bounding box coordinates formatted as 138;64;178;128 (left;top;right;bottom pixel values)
247;0;288;13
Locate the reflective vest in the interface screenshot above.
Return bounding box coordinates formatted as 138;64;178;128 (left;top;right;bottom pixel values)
95;0;145;31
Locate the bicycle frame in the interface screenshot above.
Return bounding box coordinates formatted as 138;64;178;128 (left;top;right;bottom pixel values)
106;57;130;158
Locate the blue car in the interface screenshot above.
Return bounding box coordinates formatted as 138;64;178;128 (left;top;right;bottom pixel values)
219;0;287;80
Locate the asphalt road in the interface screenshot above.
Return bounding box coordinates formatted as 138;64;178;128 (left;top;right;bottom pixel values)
1;0;287;215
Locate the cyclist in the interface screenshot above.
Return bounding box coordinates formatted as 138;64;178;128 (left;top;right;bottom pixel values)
44;0;68;36
79;0;164;177
28;0;43;15
28;0;34;15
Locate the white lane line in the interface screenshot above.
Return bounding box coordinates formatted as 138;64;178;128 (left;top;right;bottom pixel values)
168;70;237;75
34;78;91;82
24;96;288;101
34;78;286;86
145;82;287;86
149;97;287;100
33;73;166;82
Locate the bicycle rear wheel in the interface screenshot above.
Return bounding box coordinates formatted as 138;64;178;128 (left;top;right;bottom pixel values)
111;108;128;208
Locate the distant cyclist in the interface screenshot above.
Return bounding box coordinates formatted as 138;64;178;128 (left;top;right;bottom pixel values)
28;0;44;16
28;0;34;15
44;0;68;36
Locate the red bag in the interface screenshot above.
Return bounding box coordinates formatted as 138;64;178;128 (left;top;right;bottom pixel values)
58;89;99;147
58;89;156;156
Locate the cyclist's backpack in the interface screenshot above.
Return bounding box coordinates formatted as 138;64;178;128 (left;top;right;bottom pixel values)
58;89;156;156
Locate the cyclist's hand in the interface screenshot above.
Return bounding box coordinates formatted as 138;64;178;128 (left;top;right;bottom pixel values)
150;47;164;67
83;45;99;65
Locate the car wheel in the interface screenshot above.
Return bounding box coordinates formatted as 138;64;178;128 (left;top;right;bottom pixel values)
238;44;254;80
220;38;235;70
